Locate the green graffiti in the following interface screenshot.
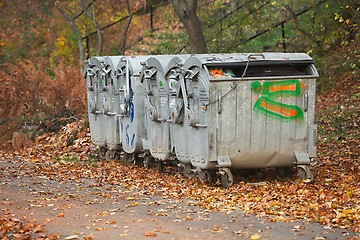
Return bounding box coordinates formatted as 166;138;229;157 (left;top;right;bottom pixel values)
251;80;305;121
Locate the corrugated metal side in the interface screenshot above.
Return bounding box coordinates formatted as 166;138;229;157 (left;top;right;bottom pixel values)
103;56;122;150
307;79;317;157
210;77;313;168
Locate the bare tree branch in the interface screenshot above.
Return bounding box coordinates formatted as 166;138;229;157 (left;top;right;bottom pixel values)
119;0;133;55
55;1;85;67
78;0;103;56
73;0;97;19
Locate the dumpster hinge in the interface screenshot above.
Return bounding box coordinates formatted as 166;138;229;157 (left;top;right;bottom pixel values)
294;151;310;165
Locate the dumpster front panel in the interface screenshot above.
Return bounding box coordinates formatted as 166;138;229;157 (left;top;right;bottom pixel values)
86;57;106;147
103;57;122;150
166;56;190;162
117;57;148;154
184;65;211;167
210;77;315;168
143;57;172;160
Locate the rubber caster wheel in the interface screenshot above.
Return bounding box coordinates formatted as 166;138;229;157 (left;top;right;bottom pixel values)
276;167;293;181
297;167;314;182
156;160;164;173
183;163;196;178
220;169;234;188
122;153;135;166
105;150;118;161
144;154;153;169
99;147;107;160
178;164;184;173
199;171;208;183
199;170;216;183
105;150;112;160
114;152;121;161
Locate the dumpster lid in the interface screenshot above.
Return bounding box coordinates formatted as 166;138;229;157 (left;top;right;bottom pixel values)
116;55;151;76
194;53;314;67
185;53;318;79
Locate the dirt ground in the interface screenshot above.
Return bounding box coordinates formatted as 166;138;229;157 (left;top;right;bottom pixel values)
1;157;358;240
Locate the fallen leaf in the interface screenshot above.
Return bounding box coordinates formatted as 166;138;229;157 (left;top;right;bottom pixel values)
144;232;158;237
64;235;79;240
250;234;262;240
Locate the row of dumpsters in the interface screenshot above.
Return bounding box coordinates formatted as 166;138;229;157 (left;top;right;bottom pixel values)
84;53;318;187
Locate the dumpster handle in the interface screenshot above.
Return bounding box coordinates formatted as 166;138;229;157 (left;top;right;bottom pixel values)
303;91;308;112
100;67;110;76
87;68;96;77
116;67;124;77
179;74;189;113
248;53;266;60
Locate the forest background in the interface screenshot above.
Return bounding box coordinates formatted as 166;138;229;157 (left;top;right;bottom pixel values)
0;0;360;236
0;0;358;139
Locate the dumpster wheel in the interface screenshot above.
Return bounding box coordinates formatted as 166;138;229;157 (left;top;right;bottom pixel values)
156;160;164;173
199;170;216;184
105;150;113;160
144;154;154;169
105;149;120;161
297;166;314;182
182;163;196;178
99;147;107;160
122;153;135;166
275;167;293;181
219;168;234;188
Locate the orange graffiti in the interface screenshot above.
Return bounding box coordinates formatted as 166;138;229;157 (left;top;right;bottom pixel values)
259;98;299;118
268;81;305;93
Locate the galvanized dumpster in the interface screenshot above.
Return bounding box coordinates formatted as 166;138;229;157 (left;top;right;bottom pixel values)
181;53;318;187
115;56;148;164
85;53;318;187
142;56;184;163
165;56;195;176
103;56;123;153
85;57;107;150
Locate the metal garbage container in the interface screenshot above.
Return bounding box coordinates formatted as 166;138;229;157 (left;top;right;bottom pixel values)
165;56;195;177
115;56;148;164
102;56;123;156
85;57;107;153
142;56;176;162
181;53;318;187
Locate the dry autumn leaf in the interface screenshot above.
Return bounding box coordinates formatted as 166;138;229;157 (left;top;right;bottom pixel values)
250;234;262;240
144;232;158;237
57;213;65;217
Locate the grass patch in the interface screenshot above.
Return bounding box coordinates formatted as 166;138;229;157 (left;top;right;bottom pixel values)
87;154;99;167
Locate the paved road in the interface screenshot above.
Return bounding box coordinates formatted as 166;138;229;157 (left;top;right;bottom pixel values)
0;158;358;239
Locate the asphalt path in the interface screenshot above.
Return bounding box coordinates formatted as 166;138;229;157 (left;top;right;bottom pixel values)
0;158;358;240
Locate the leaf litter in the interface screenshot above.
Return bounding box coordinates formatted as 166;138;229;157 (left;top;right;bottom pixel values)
0;77;359;238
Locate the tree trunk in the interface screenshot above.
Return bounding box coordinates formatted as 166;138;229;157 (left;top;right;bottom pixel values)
119;0;133;55
170;0;206;53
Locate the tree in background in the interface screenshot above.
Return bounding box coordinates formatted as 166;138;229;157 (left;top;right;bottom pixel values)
170;0;207;53
55;0;103;67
